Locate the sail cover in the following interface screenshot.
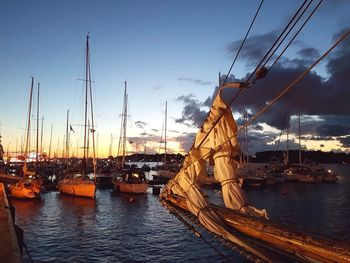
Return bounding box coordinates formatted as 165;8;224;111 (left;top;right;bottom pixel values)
161;86;267;257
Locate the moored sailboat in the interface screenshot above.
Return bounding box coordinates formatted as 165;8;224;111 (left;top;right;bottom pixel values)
112;81;149;194
58;35;96;199
9;77;42;199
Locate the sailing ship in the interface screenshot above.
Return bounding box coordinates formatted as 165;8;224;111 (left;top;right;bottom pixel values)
58;35;96;199
112;81;149;194
9;77;42;199
160;80;350;261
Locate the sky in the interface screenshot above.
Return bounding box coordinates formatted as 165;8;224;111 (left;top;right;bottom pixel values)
0;0;349;158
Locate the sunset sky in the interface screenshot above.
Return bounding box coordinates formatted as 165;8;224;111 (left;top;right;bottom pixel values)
0;0;349;158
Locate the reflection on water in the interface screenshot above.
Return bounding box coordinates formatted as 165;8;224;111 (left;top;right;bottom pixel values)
11;164;350;262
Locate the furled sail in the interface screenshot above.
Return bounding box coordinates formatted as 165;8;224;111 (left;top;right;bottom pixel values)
161;83;268;259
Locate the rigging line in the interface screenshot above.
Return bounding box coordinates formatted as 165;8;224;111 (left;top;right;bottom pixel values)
207;29;350;162
261;0;315;70
176;28;350;175
268;0;323;72
165;203;233;263
245;0;309;85
222;0;264;86
196;0;313;149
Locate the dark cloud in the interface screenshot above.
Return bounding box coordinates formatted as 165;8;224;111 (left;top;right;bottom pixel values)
175;133;197;152
175;94;208;127
339;136;350;147
178;77;212;85
174;29;350;153
226;31;277;66
296;48;320;60
135;121;147;129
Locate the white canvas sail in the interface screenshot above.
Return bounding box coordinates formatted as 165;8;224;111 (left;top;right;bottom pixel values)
161;84;267;258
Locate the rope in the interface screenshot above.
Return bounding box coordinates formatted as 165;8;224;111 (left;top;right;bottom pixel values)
165;28;350;188
196;0;321;150
23;241;35;263
207;29;350;164
259;0;315;72
268;0;323;72
222;0;264;86
163;201;232;262
245;0;309;84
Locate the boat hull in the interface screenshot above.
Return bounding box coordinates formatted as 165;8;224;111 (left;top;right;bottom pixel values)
58;179;96;198
10;185;37;199
9;178;41;199
114;181;148;194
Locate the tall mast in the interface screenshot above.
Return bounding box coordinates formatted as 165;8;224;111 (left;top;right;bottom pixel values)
36;82;40;171
122;81;127;168
82;35;89;176
48;123;53;159
88;47;97;179
65;110;69;173
24;77;34;170
40;116;44;158
286;125;289;164
298;107;302;165
164;101;167;164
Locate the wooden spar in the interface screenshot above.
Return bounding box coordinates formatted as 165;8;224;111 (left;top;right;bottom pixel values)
163;195;350;263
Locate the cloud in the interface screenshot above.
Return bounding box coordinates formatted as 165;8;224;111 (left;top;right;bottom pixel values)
178;77;212;85
174;29;350;153
152;85;163;90
135;121;147;129
168;129;180;133
175;94;208;127
339;136;350;148
175;133;196;152
297;47;320;60
226;31;277;67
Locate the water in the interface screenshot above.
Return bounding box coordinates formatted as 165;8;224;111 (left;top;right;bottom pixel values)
12;164;350;262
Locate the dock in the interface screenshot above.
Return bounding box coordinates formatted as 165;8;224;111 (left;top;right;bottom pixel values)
0;183;22;263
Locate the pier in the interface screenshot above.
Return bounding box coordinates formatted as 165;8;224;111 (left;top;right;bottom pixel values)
0;183;21;263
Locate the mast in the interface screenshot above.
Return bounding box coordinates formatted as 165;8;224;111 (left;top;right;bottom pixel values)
164;101;167;164
87;34;96;178
65;110;69;173
40;116;44;158
82;35;89;176
24;77;34;171
286;125;289;164
48;123;53;159
36;82;40;171
298;107;302;165
122;81;127;168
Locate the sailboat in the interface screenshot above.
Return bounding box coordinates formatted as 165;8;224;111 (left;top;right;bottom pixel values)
58;35;96;199
9;77;42;199
154;101;177;183
112;81;149;194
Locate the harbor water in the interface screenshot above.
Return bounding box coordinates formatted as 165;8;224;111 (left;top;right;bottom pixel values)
12;164;350;262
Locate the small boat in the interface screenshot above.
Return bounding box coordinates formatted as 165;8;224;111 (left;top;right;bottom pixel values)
58;173;95;198
112;169;148;194
58;35;97;199
10;174;41;199
112;82;148;194
9;77;42;199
